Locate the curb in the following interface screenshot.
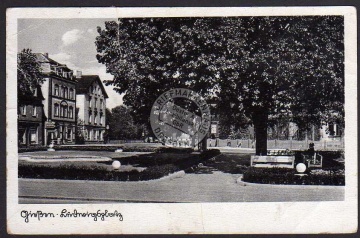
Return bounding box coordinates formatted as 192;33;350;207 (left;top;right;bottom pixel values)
236;175;344;189
18;170;187;184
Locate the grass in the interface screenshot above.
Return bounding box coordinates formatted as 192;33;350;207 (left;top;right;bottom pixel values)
186;153;251;174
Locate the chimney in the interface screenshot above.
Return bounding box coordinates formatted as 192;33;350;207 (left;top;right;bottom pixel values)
76;70;82;78
44;53;49;58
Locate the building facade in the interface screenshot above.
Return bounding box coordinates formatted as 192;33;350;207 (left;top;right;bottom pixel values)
76;74;108;143
18;86;46;146
35;53;77;145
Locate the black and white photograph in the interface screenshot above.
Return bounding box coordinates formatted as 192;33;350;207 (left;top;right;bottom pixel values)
6;7;357;234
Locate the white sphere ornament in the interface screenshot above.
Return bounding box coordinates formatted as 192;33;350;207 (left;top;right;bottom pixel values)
112;160;121;170
296;163;307;173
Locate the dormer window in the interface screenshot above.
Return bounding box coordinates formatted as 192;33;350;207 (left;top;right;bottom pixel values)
32;88;37;97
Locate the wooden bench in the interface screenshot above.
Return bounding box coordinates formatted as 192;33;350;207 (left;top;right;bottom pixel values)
250;155;295;168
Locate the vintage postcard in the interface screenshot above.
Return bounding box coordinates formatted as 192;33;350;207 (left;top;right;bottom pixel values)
6;7;357;234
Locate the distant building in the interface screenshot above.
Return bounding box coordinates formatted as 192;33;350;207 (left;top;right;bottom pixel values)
35;53;77;145
18;85;46;146
76;74;108;143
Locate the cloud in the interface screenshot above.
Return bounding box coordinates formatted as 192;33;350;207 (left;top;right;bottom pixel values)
49;52;77;70
61;29;84;46
87;28;95;34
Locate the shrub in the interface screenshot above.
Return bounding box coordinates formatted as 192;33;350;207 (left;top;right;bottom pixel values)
18;148;220;181
242;167;345;186
154;147;194;154
18;146;48;153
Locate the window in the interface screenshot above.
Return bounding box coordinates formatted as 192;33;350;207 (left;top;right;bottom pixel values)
89;114;92;123
64;107;68;118
69;106;73;119
54;84;59;96
94;98;98;109
89;96;92;107
32;106;37;117
100;99;103;109
100;115;103;125
30;129;37;144
69;88;74;99
21;105;26;116
62;87;66;98
32;88;37;97
90;86;93;94
59;126;63;139
64;87;68;98
67;128;72;139
89;130;92;140
54;104;59;117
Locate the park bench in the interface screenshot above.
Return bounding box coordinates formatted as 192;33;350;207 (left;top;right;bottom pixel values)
250;155;295;168
302;152;323;168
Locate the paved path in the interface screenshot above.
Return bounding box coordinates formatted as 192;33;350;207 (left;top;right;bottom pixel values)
19;172;344;203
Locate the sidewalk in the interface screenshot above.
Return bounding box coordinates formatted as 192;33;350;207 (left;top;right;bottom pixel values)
19;171;344;203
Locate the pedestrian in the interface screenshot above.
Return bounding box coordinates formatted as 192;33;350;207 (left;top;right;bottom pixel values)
237;140;242;148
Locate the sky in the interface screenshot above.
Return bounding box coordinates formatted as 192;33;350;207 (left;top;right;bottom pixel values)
18;18;123;109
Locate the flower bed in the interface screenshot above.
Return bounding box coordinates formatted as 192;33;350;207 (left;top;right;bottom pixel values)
186;153;251;174
242;167;345;186
18;149;219;181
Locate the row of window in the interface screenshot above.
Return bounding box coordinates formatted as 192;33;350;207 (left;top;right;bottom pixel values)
54;104;74;119
90;85;102;95
87;129;104;141
88;113;105;125
53;84;75;99
20;105;37;117
50;66;73;79
89;96;105;109
49;126;74;140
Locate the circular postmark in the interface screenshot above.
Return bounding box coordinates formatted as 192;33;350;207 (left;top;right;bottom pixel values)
150;88;211;147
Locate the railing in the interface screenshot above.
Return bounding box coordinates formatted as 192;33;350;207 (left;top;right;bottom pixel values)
109;140;145;144
207;139;344;150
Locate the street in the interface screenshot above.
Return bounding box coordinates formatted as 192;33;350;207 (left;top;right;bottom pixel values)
19;171;344;203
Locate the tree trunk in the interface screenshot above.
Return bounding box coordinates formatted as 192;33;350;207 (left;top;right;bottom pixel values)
201;134;208;151
252;108;268;155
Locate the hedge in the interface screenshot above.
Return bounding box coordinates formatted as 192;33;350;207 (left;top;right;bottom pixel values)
19;145;194;153
242;167;345;186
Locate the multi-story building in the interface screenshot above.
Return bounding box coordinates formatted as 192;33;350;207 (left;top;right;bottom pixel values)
18;85;46;146
76;74;108;143
35;53;77;145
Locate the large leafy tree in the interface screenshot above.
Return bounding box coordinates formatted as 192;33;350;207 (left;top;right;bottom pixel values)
107;105;140;140
95;16;344;155
17;49;44;102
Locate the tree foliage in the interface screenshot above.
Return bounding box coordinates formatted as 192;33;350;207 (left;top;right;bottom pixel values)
17;49;44;102
107;105;141;140
95;16;344;154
